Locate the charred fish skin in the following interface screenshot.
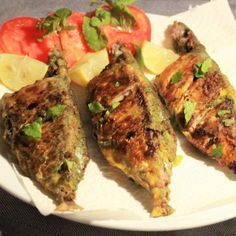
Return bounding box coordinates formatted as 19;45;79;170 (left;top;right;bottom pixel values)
1;50;89;208
88;46;176;217
155;22;236;171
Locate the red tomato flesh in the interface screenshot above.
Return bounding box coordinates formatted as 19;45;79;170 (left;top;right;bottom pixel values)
0;17;61;63
60;12;91;68
102;6;151;53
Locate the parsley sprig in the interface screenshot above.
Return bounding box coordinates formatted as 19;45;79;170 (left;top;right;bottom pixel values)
36;8;75;41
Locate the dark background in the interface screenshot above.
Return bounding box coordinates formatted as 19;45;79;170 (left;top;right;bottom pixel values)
1;1;236;236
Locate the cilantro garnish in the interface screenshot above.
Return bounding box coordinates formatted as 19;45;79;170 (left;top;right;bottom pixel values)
222;119;234;127
210;144;223;159
88;101;106;113
83;0;136;51
36;8;75;41
170;71;182;84
22;104;65;139
22;117;43;139
111;101;120;110
82;16;108;51
217;109;231;117
183;101;197;124
194;58;212;78
45;104;65;121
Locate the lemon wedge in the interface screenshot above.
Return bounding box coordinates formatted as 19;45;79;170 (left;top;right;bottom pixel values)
0;54;48;91
69;49;109;87
142;41;179;75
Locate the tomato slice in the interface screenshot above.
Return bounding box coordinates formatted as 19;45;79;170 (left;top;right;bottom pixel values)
0;17;61;63
101;6;151;53
60;12;91;68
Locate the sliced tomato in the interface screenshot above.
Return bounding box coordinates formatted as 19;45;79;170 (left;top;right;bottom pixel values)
101;6;151;53
60;12;91;68
0;17;61;63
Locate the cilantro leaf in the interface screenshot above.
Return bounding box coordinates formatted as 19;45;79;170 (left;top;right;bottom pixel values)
170;71;182;84
84;0;136;50
184;101;197;124
222;119;234;127
210;144;223;159
217;109;231;117
22;118;43;139
194;58;212;78
88;101;106;113
36;8;75;40
111;101;120;110
82;16;108;51
45;104;65;121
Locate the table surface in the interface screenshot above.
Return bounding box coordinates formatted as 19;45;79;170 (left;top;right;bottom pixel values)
1;0;236;235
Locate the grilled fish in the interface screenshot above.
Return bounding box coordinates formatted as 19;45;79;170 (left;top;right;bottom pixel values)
155;22;236;172
88;46;176;217
0;50;89;209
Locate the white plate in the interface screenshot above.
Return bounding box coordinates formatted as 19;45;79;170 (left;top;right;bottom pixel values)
1;0;236;231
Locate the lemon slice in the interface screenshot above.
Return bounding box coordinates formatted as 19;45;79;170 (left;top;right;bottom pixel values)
0;54;48;91
69;49;109;87
142;41;179;75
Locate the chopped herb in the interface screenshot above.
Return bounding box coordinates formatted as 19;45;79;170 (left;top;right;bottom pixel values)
22;117;43;139
88;101;106;113
45;104;65;121
217;109;231;117
183;101;197;124
172;155;183;167
84;0;136;50
134;43;144;71
36;8;75;40
194;58;212;78
222;119;234;127
170;71;183;84
111;101;120;110
210;144;223;159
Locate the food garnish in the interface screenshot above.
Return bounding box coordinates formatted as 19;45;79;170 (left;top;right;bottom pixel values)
183;101;197;124
170;71;183;84
210;144;223;159
142;40;179;74
217;109;231;117
222;119;234;127
69;49;109;86
83;0;136;51
194;58;212;78
0;54;48;91
36;8;75;40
